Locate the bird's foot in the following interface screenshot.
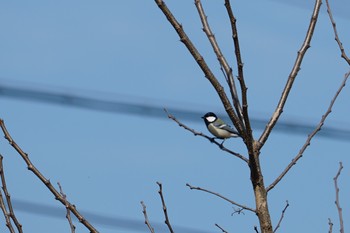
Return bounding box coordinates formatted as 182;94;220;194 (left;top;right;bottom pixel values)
219;139;227;148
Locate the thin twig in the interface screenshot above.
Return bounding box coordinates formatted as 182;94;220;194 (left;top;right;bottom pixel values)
333;162;344;233
215;223;228;233
164;109;248;163
0;191;14;233
140;201;155;233
231;207;245;216
156;182;174;233
254;225;259;233
273;201;289;232
0;154;23;233
328;218;333;233
186;183;255;213
224;0;252;142
58;182;76;233
194;0;244;129
0;155;15;233
325;0;350;65
0;119;99;233
258;0;322;150
267;70;350;192
154;0;245;136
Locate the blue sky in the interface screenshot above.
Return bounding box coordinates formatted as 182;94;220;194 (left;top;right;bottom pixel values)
0;1;349;233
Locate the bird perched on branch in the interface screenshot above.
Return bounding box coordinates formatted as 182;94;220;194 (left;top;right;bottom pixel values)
201;112;240;145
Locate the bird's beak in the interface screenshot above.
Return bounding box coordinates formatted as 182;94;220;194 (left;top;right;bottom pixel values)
201;116;204;119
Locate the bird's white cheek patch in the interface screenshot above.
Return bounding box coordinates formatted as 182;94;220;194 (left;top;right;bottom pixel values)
206;116;216;122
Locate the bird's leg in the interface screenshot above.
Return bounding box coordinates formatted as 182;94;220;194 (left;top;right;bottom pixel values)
220;138;226;147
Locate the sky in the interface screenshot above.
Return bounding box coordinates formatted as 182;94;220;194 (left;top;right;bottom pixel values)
0;1;349;233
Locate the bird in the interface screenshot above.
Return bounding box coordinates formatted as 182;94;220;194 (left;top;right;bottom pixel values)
201;112;240;145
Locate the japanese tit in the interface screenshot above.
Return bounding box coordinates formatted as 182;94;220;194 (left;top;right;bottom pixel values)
201;112;240;143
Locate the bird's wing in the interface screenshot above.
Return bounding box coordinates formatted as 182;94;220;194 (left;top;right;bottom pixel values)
213;120;239;135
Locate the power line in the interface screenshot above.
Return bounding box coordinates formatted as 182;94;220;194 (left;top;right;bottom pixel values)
0;84;349;140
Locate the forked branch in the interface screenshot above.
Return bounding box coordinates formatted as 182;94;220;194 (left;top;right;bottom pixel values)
267;70;350;192
258;0;322;150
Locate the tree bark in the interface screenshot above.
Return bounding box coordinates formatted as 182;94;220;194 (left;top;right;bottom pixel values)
250;141;272;233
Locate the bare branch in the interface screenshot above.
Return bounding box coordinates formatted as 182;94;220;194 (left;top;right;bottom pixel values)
0;192;15;233
140;201;155;233
273;201;289;233
164;109;249;163
333;162;344;233
58;182;76;233
215;223;228;233
267;70;350;192
325;0;350;65
254;225;259;233
258;0;322;149
224;0;252;142
231;207;245;216
156;182;174;233
154;0;245;136
0;119;99;233
328;218;333;233
186;183;255;213
194;0;244;128
0;154;22;233
0;157;15;233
